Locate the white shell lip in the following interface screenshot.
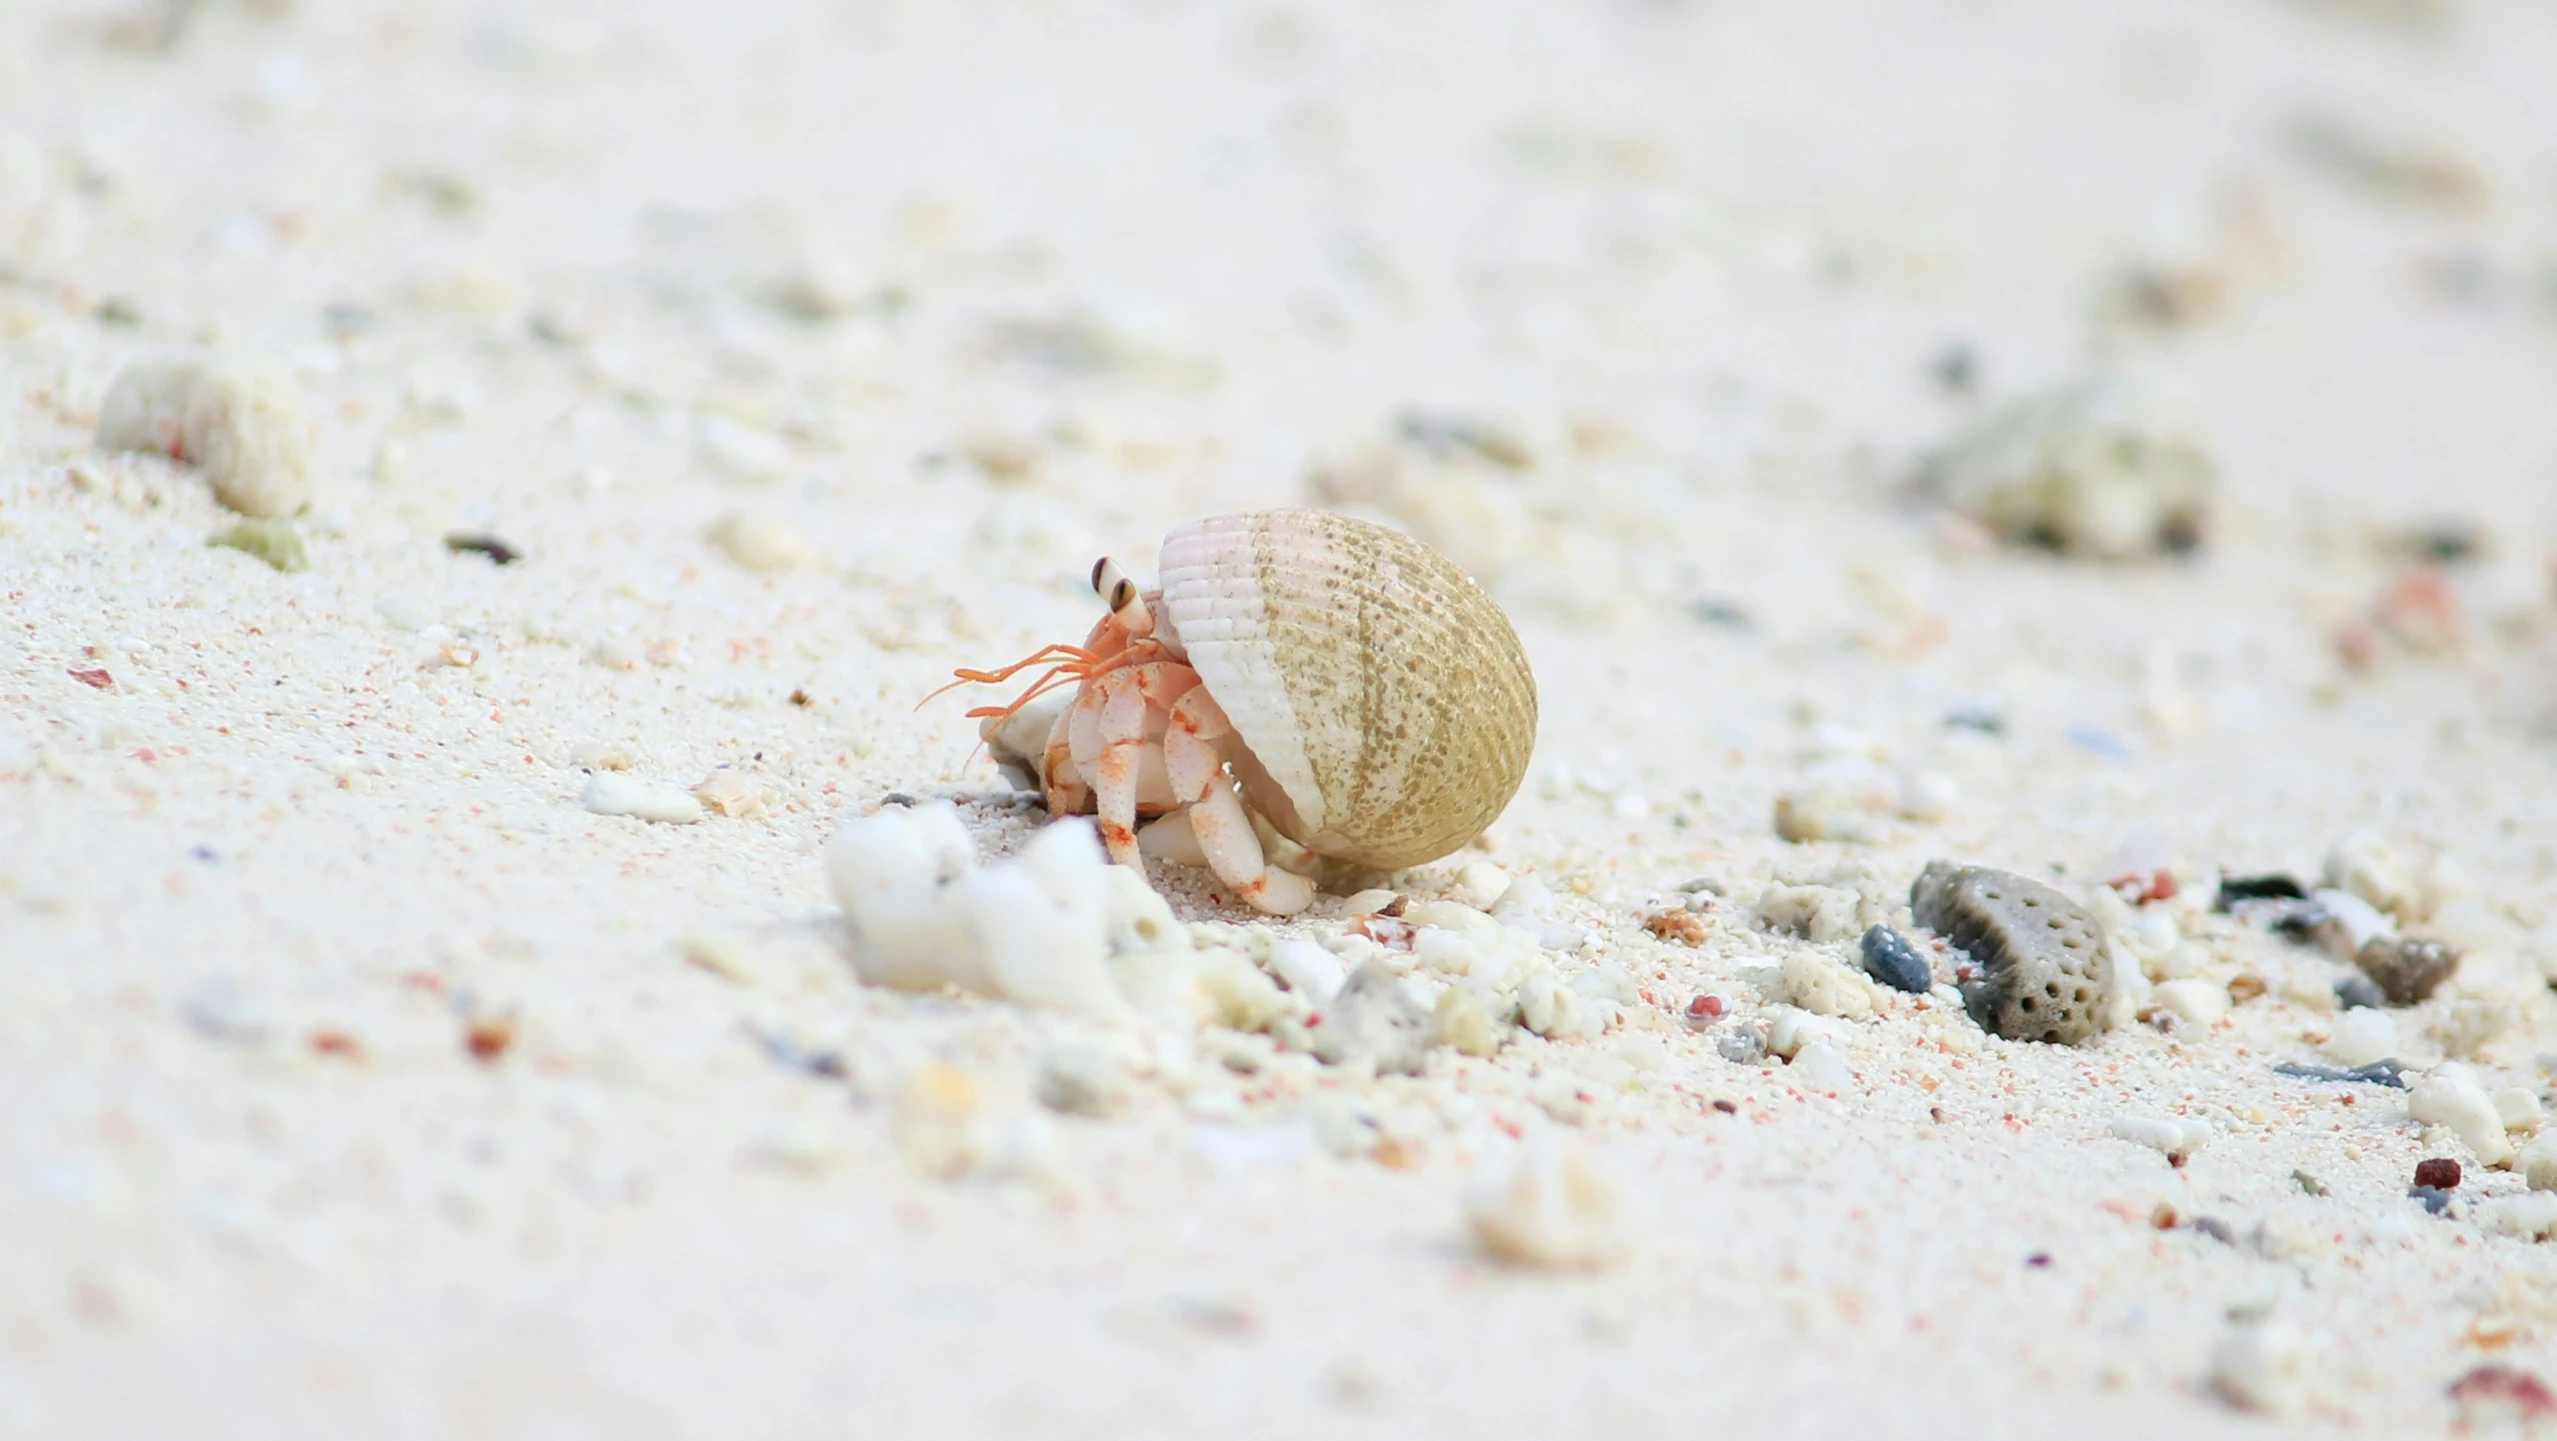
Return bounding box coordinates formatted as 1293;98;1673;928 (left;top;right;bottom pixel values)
1155;516;1328;837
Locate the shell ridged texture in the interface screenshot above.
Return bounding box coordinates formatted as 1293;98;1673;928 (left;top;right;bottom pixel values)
1158;509;1536;871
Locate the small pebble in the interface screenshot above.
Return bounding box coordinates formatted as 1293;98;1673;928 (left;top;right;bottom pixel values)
2355;935;2459;1005
2110;1114;2211;1162
1036;1040;1133;1119
1268;939;1347;1006
2409;1067;2515;1167
1644;910;1707;945
679;934;764;985
1791;1040;1853;1093
704;508;815;574
2215;873;2307;907
2325;1007;2398;1068
691;769;769;818
2333;973;2385;1010
2272;1060;2406;1088
2414;1156;2463;1190
207;518;308;573
2410;1185;2453;1216
94;358;204;459
2496;1089;2544;1135
183;362;319;517
1466;1142;1636;1271
1311;960;1433;1075
1452;862;1511;910
895;1062;991;1178
442;531;522;565
581;773;706;824
2522;1142;2557;1193
1434;987;1501;1057
2151;977;2229;1029
2211;1323;2312;1416
1851;930;1922;996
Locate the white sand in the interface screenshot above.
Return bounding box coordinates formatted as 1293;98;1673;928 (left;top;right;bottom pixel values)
7;0;2557;1435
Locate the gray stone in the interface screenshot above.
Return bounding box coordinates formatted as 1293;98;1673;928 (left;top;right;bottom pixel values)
1312;961;1433;1076
1859;924;1935;994
2354;936;2459;1006
1911;861;2113;1045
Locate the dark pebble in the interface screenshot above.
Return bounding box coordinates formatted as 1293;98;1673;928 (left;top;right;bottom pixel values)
2214;873;2307;908
1940;705;2005;736
2267;902;2326;944
748;1026;848;1080
2271;1060;2406;1088
2190;1216;2239;1246
443;531;523;565
1931;343;1979;395
1686;598;1754;630
2410;1185;2453;1216
2355;936;2460;1006
2334;974;2386;1010
2415;1157;2463;1191
1859;925;1934;994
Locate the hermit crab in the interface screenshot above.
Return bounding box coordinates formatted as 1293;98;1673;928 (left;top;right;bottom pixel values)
940;509;1537;915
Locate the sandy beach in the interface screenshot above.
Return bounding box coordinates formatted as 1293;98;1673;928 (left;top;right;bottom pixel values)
7;0;2557;1435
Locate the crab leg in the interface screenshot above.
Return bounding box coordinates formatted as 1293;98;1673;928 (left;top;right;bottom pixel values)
1077;663;1198;868
1164;687;1313;915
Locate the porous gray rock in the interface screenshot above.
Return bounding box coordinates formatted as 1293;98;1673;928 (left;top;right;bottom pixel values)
1911;861;2113;1045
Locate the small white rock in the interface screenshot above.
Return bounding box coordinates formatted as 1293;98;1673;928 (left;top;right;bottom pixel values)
955;820;1125;1020
1466;1141;1637;1270
2409;1068;2516;1168
2151;978;2230;1029
1517;969;1587;1040
1757;882;1861;943
1453;862;1511;910
1268;939;1347;1007
2521;1141;2557;1192
1764;1007;1843;1061
691;769;769;818
2211;1323;2312;1417
94;357;206;458
2494;1087;2543;1135
1895;767;1957;823
1779;951;1874;1019
2109;1114;2211;1160
2325;833;2421;924
97;356;316;517
1406;898;1496;934
704;508;815;574
2325;1008;2398;1069
823;802;987;994
2481;1193;2557;1241
1341;888;1400;915
1311;959;1434;1075
1791;1039;1853;1093
1037;1038;1134;1119
1490;873;1554;919
581;773;704;824
182;363;317;518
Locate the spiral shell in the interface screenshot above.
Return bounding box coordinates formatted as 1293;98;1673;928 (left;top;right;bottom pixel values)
1156;509;1536;871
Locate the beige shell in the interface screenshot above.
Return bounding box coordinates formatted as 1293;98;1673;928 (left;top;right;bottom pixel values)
1156;508;1536;871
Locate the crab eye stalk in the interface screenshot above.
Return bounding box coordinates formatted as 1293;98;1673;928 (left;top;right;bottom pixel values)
1092;558;1143;619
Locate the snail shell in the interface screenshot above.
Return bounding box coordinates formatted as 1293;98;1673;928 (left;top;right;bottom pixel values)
1157;508;1536;871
